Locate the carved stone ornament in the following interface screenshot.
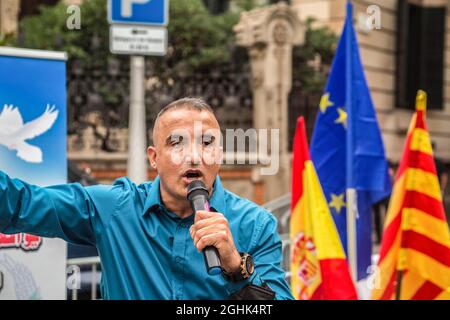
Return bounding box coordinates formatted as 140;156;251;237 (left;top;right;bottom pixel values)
273;23;288;46
0;0;21;35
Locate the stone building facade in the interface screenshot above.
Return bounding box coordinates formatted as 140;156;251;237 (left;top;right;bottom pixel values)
293;0;450;163
1;0;449;205
0;0;20;35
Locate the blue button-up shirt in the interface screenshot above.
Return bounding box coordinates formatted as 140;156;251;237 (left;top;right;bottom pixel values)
0;171;293;300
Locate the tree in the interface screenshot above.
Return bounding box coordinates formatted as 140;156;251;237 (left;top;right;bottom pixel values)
14;0;241;72
293;18;338;93
8;0;336;95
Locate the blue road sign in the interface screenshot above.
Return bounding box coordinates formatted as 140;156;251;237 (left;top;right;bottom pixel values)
108;0;169;26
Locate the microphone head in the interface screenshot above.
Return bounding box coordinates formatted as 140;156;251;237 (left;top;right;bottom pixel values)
187;180;209;201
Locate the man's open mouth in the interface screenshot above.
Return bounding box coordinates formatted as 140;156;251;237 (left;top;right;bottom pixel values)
182;169;203;179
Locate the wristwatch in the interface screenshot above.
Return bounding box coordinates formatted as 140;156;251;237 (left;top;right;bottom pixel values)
222;252;254;282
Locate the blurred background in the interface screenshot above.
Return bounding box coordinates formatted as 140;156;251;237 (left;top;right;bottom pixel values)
0;0;449;299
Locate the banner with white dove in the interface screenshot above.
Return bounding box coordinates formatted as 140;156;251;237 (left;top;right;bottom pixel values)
0;47;68;299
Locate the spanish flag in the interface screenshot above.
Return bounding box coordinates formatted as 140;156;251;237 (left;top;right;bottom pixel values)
290;117;358;300
372;91;450;300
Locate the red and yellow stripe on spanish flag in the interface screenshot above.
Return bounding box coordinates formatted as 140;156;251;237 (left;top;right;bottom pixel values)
372;91;450;300
290;117;358;300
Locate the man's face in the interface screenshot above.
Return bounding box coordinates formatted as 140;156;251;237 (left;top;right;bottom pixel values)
148;108;222;201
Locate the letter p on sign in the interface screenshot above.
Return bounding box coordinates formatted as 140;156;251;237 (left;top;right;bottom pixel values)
121;0;151;18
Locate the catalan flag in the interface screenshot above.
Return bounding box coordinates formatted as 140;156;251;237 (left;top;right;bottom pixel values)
372;91;450;300
290;116;358;300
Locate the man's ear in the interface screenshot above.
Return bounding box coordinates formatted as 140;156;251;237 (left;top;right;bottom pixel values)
147;146;157;170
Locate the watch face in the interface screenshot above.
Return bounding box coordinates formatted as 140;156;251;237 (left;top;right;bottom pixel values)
245;255;254;275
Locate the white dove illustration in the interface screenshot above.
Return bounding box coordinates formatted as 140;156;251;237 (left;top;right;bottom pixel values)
0;104;59;163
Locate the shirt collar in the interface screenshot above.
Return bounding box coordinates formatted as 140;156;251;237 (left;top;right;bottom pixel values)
143;175;226;216
208;176;226;214
143;175;163;215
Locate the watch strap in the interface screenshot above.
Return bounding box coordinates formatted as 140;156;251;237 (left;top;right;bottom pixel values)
222;252;254;282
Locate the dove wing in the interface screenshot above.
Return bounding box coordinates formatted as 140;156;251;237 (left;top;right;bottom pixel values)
0;105;24;134
16;141;43;163
16;105;59;141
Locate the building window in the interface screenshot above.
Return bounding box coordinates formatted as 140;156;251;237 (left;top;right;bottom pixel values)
269;0;291;4
396;1;446;110
202;0;230;15
19;0;60;19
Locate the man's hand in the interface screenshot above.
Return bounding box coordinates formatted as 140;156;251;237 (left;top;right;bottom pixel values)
189;210;241;274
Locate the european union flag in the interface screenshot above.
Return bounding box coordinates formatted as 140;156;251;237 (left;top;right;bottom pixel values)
310;2;392;281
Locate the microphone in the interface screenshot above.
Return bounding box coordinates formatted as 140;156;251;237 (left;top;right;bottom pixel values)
187;180;222;275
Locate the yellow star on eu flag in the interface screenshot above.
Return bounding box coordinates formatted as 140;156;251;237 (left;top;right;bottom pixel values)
329;193;346;214
319;93;334;113
335;108;347;128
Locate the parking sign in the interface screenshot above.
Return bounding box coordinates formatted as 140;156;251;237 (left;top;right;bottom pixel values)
108;0;169;26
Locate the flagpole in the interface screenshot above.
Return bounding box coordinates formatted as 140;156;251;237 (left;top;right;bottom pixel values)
395;270;403;300
346;189;357;281
345;1;358;282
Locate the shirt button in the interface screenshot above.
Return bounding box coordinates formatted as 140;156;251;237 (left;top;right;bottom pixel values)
175;256;182;263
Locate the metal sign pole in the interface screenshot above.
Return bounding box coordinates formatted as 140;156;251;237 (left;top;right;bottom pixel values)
109;0;169;183
127;55;147;183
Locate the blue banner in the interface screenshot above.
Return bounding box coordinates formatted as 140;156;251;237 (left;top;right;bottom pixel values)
0;48;68;300
0;51;67;186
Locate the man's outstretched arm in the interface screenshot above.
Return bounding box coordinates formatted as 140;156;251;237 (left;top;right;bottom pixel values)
0;170;113;245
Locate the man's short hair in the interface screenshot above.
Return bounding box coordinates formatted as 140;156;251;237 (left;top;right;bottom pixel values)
152;97;216;144
156;97;214;120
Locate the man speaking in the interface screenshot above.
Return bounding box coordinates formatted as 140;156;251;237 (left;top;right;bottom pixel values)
0;98;293;300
